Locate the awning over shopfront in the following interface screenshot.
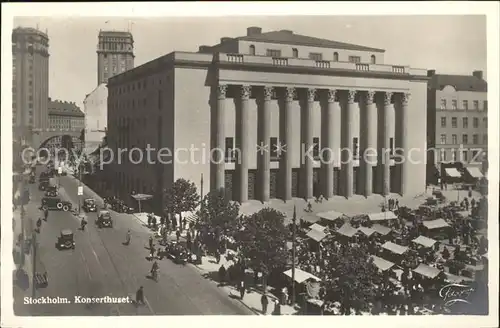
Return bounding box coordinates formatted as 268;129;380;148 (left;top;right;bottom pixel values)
368;211;397;221
316;211;344;222
382;242;409;255
336;223;358;237
306;229;327;242
372;224;392;236
371;255;395;271
412;235;437;248
466;167;483;178
423;219;450;230
413;264;441;279
445;168;461;177
283;268;321;284
309;223;327;232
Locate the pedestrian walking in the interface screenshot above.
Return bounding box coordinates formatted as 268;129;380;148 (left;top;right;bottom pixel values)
218;265;226;286
135;286;145;305
239;280;245;299
261;294;269;314
176;229;181;242
272;299;281;315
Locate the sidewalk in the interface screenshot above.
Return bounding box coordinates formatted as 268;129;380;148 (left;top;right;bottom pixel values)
192;252;298;315
12;208;34;296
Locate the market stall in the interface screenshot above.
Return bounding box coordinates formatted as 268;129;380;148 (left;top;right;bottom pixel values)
413;263;445;282
422;219;451;240
357;226;376;238
309;223;327;233
371;224;393;240
381;241;409;263
371;255;395;273
367;211;398;227
335;223;359;242
316;211;345;228
412;235;437;249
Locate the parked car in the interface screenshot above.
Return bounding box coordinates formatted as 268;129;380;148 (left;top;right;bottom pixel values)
82;198;97;212
44;186;58;197
96;210;113;228
164;241;189;264
41;197;72;212
56;229;75;250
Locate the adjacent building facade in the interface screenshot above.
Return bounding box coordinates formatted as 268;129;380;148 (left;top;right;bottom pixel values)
12;27;50;142
97;30;134;85
107;27;429;207
47;98;85;149
426;70;488;183
83;83;108;154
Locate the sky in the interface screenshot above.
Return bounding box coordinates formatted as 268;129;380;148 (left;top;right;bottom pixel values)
13;15;487;110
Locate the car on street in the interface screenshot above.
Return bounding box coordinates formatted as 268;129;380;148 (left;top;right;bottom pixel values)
96;210;113;228
164;241;189;264
82;198;97;212
41;197;72;212
56;229;75;250
44;186;58;197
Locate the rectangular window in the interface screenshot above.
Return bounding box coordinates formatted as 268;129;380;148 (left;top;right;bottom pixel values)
440;134;447;145
452;150;457;162
348;56;361;63
440;117;446;127
452;100;457;110
462;150;468;162
462;134;468;144
158;90;162;111
473;134;479;145
483;100;488;111
440;99;447;110
266;49;282;57
309;53;323;61
270;137;279;161
463;117;468;128
483;117;487;127
313;137;320;159
463;100;468;110
471;150;479;161
225;137;235;162
451;117;457;128
473;117;479;128
440;149;446;162
452;134;457;144
483;134;488;144
473;100;479;110
353;137;359;159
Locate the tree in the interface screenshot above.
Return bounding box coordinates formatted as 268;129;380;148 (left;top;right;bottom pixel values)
235;208;289;288
197;188;240;233
323;245;381;314
164;178;200;220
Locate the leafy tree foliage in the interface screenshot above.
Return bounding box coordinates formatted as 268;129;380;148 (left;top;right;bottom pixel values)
164;179;200;218
235;208;289;278
323;245;381;313
197;188;240;233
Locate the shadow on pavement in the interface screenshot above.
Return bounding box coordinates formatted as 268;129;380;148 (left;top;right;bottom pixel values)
14;269;30;291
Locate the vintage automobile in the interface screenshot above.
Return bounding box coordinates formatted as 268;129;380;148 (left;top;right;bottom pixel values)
56;229;75;250
41;197;72;212
164;241;189;264
82;198;97;212
96;210;113;228
44;186;58;197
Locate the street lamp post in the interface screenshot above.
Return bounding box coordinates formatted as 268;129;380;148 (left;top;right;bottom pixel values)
291;205;297;306
31;230;38;298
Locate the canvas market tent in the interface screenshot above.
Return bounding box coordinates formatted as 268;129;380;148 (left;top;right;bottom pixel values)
382;242;409;255
316;211;344;222
358;226;376;237
371;224;392;236
368;211;397;222
371;255;395;272
412;235;437;248
309;223;327;232
423;219;450;230
336;223;358;238
283;268;321;284
413;263;442;279
306;229;327;242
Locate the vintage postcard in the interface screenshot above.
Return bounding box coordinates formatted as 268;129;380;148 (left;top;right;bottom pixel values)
1;2;498;328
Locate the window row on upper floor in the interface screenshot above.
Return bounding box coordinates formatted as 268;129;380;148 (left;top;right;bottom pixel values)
440;99;487;111
439;133;487;145
248;45;378;64
440;116;487;129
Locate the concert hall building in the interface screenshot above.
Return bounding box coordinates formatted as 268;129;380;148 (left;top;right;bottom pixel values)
107;27;429;206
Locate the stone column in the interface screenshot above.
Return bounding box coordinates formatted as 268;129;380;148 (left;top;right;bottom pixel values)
400;93;410;196
258;86;273;202
382;92;392;196
364;91;376;197
342;90;356;198
238;85;251;203
321;89;338;199
280;87;295;201
302;88;316;199
215;84;227;191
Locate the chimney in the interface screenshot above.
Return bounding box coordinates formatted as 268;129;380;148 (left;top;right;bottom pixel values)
247;27;262;36
220;37;232;43
427;70;436;77
473;70;483;80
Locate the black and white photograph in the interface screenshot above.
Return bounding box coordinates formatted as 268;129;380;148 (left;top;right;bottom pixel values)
1;2;499;328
